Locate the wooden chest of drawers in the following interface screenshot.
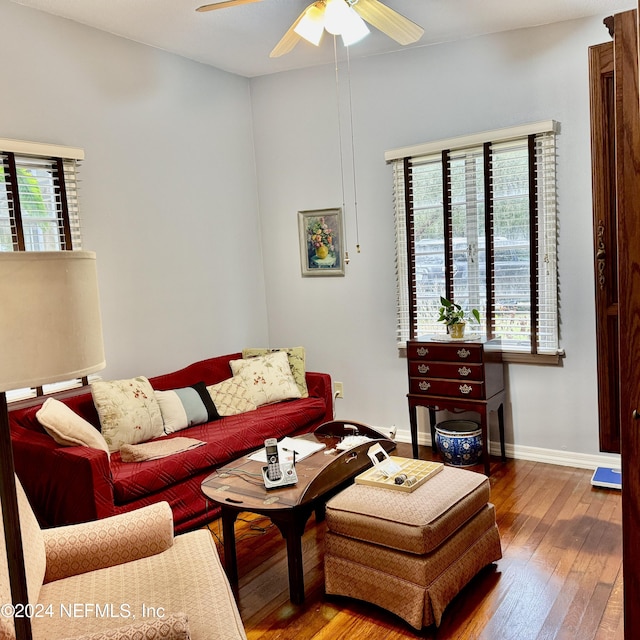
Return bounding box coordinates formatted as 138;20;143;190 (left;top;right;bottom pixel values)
406;337;506;475
407;339;504;400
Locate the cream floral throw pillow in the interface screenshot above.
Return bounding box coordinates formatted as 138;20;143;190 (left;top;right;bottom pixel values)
229;351;301;407
91;376;164;452
242;346;308;398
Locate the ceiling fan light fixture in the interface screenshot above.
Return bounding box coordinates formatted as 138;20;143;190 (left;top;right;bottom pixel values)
340;9;369;46
323;0;369;45
294;4;325;46
324;0;352;36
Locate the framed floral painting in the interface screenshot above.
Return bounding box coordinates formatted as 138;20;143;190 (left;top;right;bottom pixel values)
298;208;345;277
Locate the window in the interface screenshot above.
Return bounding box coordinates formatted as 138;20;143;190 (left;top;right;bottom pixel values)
0;138;86;399
1;141;82;252
387;121;561;362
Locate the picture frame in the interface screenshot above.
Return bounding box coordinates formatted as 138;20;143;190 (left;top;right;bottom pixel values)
298;208;345;277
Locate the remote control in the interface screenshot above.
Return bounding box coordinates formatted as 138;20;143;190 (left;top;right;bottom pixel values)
264;438;282;481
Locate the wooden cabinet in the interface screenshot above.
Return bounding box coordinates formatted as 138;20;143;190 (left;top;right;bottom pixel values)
590;9;640;634
406;337;506;476
614;8;640;635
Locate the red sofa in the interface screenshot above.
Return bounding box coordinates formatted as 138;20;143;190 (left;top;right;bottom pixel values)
9;353;333;534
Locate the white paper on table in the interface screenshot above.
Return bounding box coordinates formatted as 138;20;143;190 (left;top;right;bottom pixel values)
247;437;326;463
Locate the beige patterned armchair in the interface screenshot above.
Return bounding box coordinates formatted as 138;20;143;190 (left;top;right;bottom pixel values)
1;479;246;640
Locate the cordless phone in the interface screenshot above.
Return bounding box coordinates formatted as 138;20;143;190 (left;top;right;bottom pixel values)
261;438;298;489
264;438;282;481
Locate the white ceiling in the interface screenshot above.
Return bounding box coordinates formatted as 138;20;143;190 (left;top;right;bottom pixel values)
9;0;635;77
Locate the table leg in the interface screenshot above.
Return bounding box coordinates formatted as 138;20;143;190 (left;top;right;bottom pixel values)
409;402;419;459
498;402;506;462
272;509;313;605
478;406;491;476
429;407;438;453
220;507;239;591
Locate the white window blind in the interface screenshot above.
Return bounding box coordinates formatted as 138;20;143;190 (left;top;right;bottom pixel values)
1;154;82;251
389;122;560;359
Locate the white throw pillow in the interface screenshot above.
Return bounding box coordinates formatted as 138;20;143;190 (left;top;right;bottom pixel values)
36;397;110;459
207;377;257;416
229;351;301;407
91;376;164;452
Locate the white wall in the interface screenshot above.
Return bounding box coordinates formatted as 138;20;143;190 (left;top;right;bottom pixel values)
0;0;268;379
1;0;620;466
250;17;619;465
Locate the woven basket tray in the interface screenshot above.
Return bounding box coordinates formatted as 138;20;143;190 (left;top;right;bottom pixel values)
355;456;444;493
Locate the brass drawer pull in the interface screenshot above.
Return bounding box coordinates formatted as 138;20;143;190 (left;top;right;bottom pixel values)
418;364;430;374
419;381;431;392
458;366;472;377
457;348;471;359
417;347;429;357
459;384;473;395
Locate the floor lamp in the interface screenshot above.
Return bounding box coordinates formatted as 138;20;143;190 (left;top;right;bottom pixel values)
0;251;105;640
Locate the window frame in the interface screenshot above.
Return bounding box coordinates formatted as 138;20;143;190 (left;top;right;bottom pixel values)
387;121;564;364
1;139;83;253
0;138;88;399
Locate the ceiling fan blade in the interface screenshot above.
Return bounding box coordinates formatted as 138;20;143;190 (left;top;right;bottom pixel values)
196;0;263;12
351;0;424;45
269;5;311;58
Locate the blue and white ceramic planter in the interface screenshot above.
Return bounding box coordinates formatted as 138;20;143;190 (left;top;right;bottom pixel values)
435;420;482;467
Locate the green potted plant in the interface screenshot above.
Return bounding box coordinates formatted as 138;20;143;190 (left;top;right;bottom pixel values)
437;297;480;339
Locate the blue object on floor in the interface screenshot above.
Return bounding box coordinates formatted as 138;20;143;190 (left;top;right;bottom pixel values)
591;467;621;489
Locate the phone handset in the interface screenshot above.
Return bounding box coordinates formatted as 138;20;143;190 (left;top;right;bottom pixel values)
261;438;298;489
264;438;282;481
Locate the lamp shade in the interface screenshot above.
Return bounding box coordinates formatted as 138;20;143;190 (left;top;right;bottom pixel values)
340;9;369;46
0;251;105;391
324;0;351;35
294;3;325;46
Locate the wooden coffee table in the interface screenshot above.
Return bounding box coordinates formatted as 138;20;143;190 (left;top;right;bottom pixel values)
201;421;395;604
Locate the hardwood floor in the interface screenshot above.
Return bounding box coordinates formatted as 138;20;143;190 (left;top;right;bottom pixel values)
206;443;623;639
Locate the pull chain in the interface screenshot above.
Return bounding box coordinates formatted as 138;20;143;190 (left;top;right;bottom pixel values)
346;46;360;253
334;35;350;265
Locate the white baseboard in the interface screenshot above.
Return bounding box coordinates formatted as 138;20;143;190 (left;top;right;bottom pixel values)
392;427;621;471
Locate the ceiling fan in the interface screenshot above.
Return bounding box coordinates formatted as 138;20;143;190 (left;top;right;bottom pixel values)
196;0;424;58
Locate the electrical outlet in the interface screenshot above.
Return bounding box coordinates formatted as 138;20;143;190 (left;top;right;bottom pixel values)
334;381;344;399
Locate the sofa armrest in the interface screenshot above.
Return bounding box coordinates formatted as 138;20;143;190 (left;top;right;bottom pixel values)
43;502;174;583
63;613;190;640
12;428;115;528
306;371;333;422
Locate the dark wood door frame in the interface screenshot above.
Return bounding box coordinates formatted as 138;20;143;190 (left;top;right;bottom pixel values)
617;8;640;637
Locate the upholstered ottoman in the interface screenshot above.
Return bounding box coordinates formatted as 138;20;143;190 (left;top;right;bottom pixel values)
324;466;502;629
